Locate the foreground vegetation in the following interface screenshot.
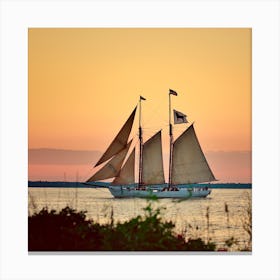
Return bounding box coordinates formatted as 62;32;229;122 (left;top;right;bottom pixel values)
29;202;217;251
29;191;252;252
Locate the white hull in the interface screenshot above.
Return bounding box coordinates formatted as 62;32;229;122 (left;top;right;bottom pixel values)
108;186;211;199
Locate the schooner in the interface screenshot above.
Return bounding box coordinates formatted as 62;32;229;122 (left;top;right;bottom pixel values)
86;89;216;198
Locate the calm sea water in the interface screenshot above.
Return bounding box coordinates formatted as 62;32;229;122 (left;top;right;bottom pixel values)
28;188;252;251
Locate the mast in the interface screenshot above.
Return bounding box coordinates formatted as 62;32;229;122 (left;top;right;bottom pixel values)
168;89;177;187
168;93;173;187
138;96;145;186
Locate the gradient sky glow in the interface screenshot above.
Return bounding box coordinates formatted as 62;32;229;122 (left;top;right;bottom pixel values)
28;28;251;183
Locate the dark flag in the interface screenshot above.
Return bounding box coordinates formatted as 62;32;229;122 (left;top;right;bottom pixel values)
173;109;188;124
140;96;146;100
169;89;178;96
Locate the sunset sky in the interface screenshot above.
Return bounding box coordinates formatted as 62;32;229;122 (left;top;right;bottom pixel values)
28;28;251;183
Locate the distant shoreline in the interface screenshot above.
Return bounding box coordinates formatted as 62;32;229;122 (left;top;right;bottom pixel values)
28;181;252;189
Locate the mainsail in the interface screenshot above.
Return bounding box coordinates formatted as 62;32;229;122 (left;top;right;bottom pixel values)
142;131;165;185
112;148;135;185
171;124;216;184
87;140;132;182
94;107;136;167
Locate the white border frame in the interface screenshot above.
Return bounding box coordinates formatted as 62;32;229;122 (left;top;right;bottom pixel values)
1;0;279;279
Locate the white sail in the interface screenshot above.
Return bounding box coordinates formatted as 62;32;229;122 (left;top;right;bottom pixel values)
142;131;165;185
94;107;137;167
87;140;132;182
171;124;216;184
112;148;135;185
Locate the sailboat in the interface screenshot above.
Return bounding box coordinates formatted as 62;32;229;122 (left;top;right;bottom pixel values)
86;90;216;198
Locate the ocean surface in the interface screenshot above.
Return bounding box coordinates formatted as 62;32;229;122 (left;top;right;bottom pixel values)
28;187;252;251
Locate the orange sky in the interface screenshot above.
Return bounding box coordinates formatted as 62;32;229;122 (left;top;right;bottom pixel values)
28;28;251;182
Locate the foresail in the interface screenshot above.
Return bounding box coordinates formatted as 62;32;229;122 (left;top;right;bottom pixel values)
171;124;216;184
142;131;165;184
87;140;132;182
112;148;135;185
94;107;137;167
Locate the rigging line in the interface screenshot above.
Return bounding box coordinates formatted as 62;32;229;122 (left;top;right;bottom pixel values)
142;126;160;132
173;125;189;131
142;132;156;140
149;101;169;121
141;128;157;132
141;103;169;127
141;123;169;135
142;117;169;128
141;120;169;130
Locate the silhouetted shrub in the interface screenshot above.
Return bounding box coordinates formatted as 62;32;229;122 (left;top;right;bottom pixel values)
28;204;216;251
185;238;216;251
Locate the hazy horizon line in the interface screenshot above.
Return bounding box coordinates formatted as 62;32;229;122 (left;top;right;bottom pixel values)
28;147;252;183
